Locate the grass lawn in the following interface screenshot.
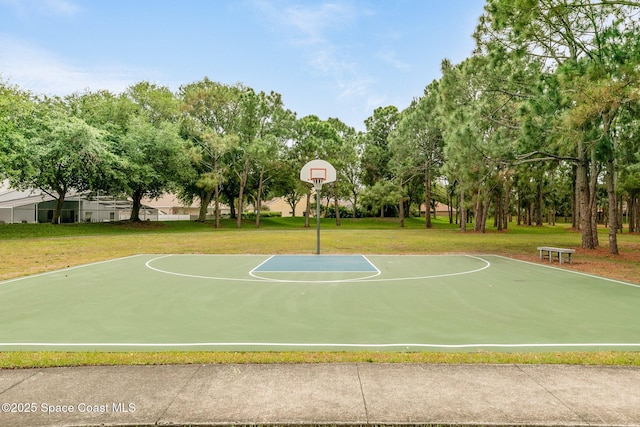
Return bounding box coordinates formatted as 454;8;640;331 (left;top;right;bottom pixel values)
1;217;639;368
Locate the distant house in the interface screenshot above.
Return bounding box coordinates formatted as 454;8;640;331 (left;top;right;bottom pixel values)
260;197;307;217
420;202;457;218
141;194;230;220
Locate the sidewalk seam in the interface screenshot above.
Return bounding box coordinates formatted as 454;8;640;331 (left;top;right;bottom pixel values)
515;364;590;425
154;363;204;425
356;364;370;424
0;370;41;395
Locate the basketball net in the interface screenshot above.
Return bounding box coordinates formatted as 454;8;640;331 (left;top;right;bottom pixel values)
312;178;324;191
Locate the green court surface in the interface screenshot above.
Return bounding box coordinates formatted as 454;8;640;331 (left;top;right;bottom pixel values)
1;254;639;352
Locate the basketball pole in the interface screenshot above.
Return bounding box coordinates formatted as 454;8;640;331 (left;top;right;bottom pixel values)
316;186;321;254
301;159;336;256
315;180;321;255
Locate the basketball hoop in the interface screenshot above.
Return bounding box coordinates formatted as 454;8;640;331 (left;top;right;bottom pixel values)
299;159;337;255
312;177;325;191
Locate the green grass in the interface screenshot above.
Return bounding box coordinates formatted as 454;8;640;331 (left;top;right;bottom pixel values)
1;217;597;281
2;351;640;369
0;215;447;240
1;216;639;368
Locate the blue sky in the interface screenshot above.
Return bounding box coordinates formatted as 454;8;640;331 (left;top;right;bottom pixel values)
0;0;486;130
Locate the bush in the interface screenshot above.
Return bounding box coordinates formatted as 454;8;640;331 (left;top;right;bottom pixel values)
325;206;366;218
241;211;282;219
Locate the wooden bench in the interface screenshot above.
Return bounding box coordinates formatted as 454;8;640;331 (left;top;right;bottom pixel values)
537;246;576;265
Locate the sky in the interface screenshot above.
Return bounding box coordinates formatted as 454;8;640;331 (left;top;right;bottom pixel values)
0;0;486;131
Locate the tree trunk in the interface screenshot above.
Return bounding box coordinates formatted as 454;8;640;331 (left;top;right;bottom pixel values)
424;166;432;228
52;195;65;224
577;140;595;249
629;194;636;233
480;191;490;233
236;160;250;229
503;178;510;230
256;170;264;228
236;196;243;228
197;191;212;223
460;181;466;232
304;192;311;228
589;145;599;248
228;196;236;220
214;185;221;229
535;179;543;226
517;190;522;226
474;189;484;232
399;195;405;228
606;156;619;254
130;189;144;222
617;198;623;233
495;189;503;231
572;166;579;229
352;193;358;219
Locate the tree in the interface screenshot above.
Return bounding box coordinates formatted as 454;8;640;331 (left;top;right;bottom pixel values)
179;79;242;225
0;80;35;181
112;83;191;222
360;106;398;187
251;134;289;227
390;80;444;228
232;89;292;228
360;180;402;218
118;117;191;221
7;97;111;223
290;115;341;227
340;131;365;218
476;0;640;250
325;117;357;226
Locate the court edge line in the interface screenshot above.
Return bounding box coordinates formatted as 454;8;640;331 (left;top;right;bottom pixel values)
0;254;145;286
492;255;640;289
2;342;640;349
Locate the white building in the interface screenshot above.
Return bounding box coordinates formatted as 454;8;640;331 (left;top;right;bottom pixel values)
0;181;157;224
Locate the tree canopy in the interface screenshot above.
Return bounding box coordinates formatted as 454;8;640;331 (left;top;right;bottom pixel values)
1;0;639;251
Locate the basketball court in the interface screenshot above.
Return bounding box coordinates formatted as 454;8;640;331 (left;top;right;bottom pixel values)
1;253;639;352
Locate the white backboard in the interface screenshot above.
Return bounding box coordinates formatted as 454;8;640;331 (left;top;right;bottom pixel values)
300;159;336;185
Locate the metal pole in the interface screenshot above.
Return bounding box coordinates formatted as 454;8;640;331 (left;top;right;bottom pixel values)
316;188;321;254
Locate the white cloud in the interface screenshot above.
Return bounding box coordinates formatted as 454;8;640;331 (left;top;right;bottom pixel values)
0;0;82;18
377;48;410;70
253;1;384;117
255;0;357;45
0;36;145;95
43;0;82;16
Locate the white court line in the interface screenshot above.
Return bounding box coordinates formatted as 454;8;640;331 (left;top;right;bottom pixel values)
352;255;491;282
362;255;381;277
145;255;270;282
0;254;144;286
493;255;640;289
248;254;382;282
147;254;489;283
2;342;640;349
248;255;276;276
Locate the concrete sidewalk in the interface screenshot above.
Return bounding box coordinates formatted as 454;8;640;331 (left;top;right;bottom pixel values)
1;363;640;426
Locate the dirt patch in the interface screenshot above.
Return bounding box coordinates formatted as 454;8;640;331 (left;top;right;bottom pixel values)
511;246;640;285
